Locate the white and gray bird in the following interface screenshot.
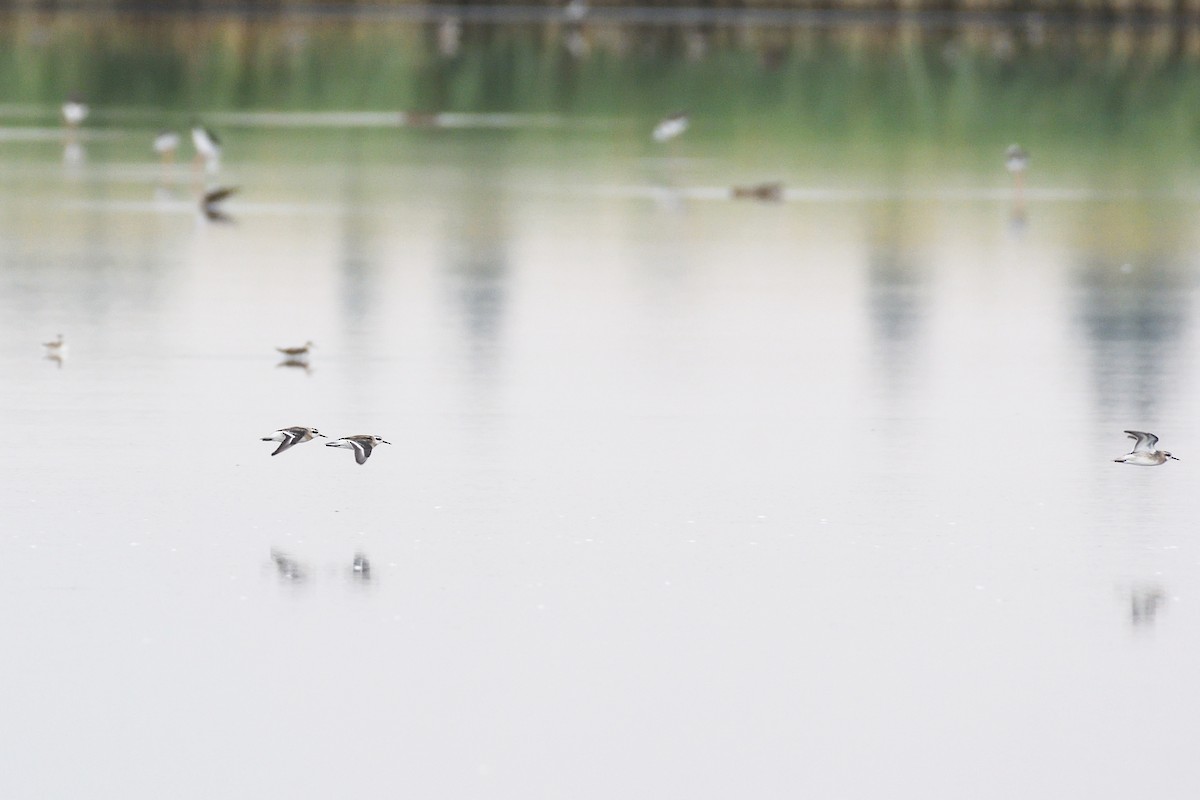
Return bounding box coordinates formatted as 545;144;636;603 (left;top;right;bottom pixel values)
191;124;221;172
1113;430;1179;466
261;426;325;456
62;95;88;128
1005;144;1029;175
154;130;180;162
326;434;392;465
652;111;689;143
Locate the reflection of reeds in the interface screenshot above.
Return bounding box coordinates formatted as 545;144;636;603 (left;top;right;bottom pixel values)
6;13;1200;164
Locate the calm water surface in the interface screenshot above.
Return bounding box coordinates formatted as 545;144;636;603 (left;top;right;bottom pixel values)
3;16;1200;800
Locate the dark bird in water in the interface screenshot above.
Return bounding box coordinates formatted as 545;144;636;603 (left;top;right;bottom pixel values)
201;186;238;222
731;182;784;202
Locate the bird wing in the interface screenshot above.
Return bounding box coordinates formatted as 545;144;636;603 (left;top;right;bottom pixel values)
353;440;374;465
271;429;302;456
203;186;238;205
1125;431;1158;452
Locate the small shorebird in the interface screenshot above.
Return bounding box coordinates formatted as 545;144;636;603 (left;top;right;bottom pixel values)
1005;144;1029;175
261;426;325;456
275;340;314;358
326;434;392;465
352;552;371;579
43;333;66;367
1114;430;1179;466
731;181;784;202
192;124;221;172
652;111;689;143
62;95;88;128
200;186;238;222
154;130;180;163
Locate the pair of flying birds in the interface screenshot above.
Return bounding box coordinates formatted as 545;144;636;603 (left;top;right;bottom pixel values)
263;427;390;465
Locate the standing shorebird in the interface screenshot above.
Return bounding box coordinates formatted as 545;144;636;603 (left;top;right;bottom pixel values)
261;426;325;456
192;124;221;173
326;435;392;465
1114;431;1179;466
652;111;689;143
352;552;371;580
62;95;88;128
275;340;314;358
154;130;181;164
1005;144;1029;176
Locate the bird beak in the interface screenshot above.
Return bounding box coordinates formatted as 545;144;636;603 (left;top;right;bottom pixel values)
316;433;326;438
1170;455;1180;460
381;440;392;445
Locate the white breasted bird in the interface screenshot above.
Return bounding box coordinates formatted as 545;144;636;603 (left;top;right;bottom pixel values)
1113;430;1179;466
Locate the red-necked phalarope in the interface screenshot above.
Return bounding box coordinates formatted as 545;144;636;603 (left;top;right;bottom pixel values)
261;426;325;456
326;434;391;465
275;340;314;357
1114;430;1179;466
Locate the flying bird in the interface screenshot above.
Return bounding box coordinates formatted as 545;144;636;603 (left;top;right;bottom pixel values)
261;426;325;456
326;434;392;465
1113;430;1179;466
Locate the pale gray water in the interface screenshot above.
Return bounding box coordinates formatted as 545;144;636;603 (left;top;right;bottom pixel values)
3;118;1200;798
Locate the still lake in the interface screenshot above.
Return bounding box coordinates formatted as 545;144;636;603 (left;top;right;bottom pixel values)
3;13;1200;799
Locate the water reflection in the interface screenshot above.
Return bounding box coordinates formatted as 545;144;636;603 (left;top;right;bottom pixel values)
1128;584;1166;629
270;548;306;582
440;147;512;382
865;204;929;403
1074;256;1191;419
276;358;313;375
351;552;371;582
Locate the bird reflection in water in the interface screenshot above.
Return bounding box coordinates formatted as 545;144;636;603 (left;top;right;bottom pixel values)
270;549;306;582
1005;144;1029;234
351;553;371;582
276;357;312;375
1129;585;1166;628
